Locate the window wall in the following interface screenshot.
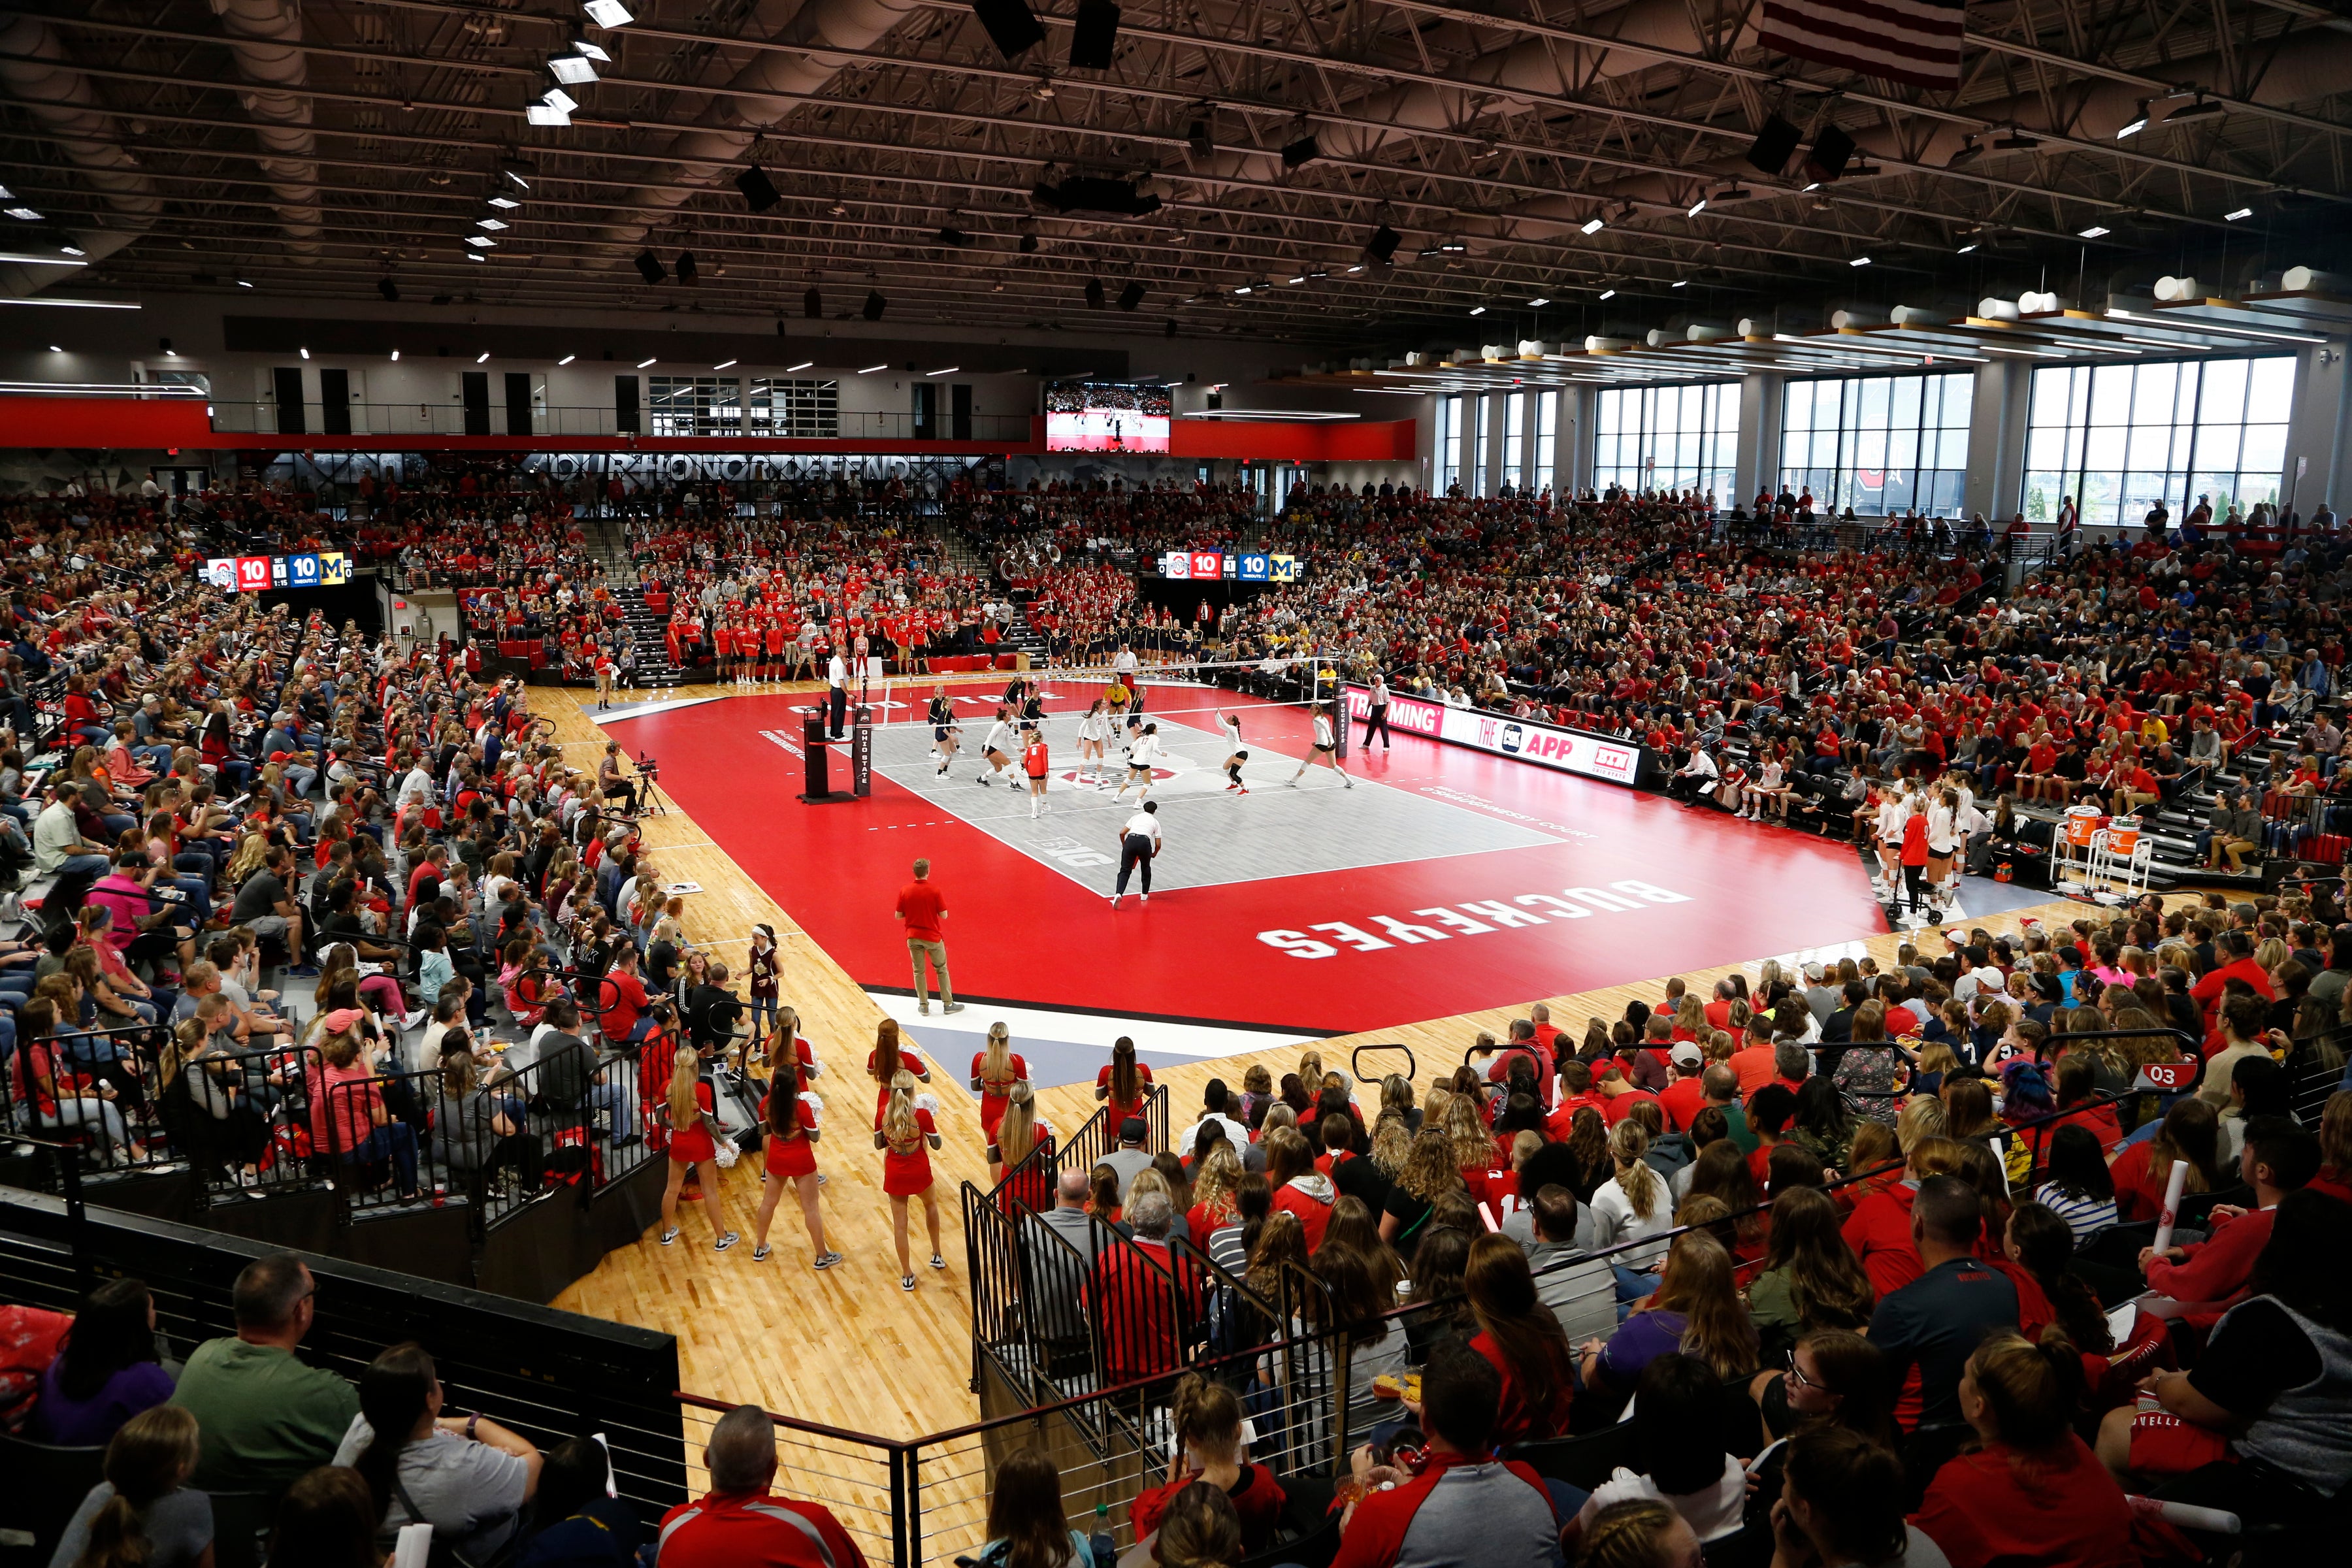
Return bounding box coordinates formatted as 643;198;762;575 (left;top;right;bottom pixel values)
747;377;840;438
1502;392;1526;491
648;376;743;437
2021;356;2292;529
1778;371;1970;517
1535;391;1560;495
1433;395;1460;492
1473;396;1492;495
1593;381;1739;499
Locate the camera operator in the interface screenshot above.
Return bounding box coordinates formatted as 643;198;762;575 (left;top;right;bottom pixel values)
598;740;638;814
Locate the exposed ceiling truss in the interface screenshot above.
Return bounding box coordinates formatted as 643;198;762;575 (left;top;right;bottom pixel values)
3;0;2349;350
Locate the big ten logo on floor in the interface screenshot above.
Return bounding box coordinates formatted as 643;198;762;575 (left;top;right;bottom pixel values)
1030;833;1115;868
1256;881;1691;959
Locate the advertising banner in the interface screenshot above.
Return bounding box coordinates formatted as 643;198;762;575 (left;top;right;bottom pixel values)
1342;685;1654;789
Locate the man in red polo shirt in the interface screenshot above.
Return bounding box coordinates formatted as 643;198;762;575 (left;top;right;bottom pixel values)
600;942;653;1044
656;1403;866;1568
893;857;964;1015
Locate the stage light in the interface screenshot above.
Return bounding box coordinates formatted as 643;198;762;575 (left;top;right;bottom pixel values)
1746;114;1801;174
634;250;666;284
676;250;699;286
971;0;1045;59
583;1;632;25
476;351;491;363
863;289;886;321
1117;282;1145;311
785;360;813;372
1580;216;1604;235
736;166;781;212
2225;206;2253;221
1365;224;1400;263
1282;136;1320;168
558;353;576;365
636;357;656;367
1070;0;1120;69
714;359;736;370
2079;225;2110;238
804;286;821;318
378;278;399;301
1806;124;1856;181
549;56;598;85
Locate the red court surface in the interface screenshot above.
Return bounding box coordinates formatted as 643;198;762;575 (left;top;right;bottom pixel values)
604;686;1890;1035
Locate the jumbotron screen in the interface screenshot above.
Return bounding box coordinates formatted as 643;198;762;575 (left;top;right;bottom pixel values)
1044;380;1173;453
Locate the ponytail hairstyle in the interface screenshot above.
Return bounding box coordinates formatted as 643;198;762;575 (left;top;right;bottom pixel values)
882;1068;920;1145
764;1068;803;1140
981;1022;1016;1097
870;1017;902;1085
1607;1119;1660;1220
351;1342;438;1524
1109;1036;1140;1105
1168;1372;1245;1466
996;1081;1041;1169
1153;1482;1242;1568
666;1047;701;1133
2004;1202;2114;1354
1965;1330;2086;1453
1578;1499;1682;1568
76;1405;201;1568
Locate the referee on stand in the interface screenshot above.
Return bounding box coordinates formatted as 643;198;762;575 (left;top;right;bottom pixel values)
1111;799;1161;909
1364;670;1392;750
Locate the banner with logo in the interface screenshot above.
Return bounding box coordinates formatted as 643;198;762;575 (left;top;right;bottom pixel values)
1342;685;1656;789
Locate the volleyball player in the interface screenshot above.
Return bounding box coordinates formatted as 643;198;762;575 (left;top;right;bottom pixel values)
927;686;960;777
1286;702;1354;788
978;707;1017;786
1218;710;1250;794
1076;697;1113;786
1022;723;1051;819
1113;720;1162;803
1111;798;1162;908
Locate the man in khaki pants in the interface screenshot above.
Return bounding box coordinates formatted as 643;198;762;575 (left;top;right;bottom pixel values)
894;858;964;1015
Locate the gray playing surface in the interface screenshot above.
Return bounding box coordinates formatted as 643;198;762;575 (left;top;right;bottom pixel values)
872;711;1558;895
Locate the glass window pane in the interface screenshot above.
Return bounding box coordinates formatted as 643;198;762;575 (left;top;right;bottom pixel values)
1891;377;1922;430
2199;358;2249;423
2085;425;2126;472
2134;363;2179;425
2126;423;2173;472
2249;357;2295;423
2089;366;2133;425
2241;423;2287;476
1940;374;1972;428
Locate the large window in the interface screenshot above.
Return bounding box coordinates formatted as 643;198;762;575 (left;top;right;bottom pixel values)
1593;382;1739;499
1502;392;1526;492
649;376;743;437
2022;356;2292;530
1535;391;1560;495
1779;372;1970;517
1473;396;1492;495
1433;396;1459;492
748;377;840;438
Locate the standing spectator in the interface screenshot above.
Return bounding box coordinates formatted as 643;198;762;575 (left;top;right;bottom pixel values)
333;1341;542;1561
653;1403;867;1568
49;1405;212;1568
171;1253;360;1492
894;858;963;1015
31;1277;174;1446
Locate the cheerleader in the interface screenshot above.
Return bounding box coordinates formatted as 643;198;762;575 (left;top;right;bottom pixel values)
866;1017;929;1127
745;924;779;1053
749;1073;839;1268
1075;697;1113;786
1286;702;1354;788
968;1022;1030;1182
927;686;960;777
1095;1036;1154;1131
1217;710;1250;794
874;1068;945;1291
990;1082;1055;1211
657;1049;740;1251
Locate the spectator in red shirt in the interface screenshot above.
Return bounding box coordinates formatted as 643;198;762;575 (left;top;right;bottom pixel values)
598;943;653;1044
2137;1117;2319;1316
2189;928;2276;1025
1728;1017;1780;1095
654;1403;868;1568
892;857;964;1016
1657;1043;1708;1130
1128;1374;1286;1554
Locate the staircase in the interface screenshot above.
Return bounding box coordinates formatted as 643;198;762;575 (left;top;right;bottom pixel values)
589;514;694;691
931;521;1052;666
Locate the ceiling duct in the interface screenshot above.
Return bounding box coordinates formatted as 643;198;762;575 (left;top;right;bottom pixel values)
213;0;323;263
0;16;159;297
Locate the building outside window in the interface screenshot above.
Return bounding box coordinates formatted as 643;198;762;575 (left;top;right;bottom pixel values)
648;376;743;438
2021;355;2291;531
1433;395;1459;493
1594;382;1739;499
1501;391;1526;491
1473;395;1492;495
747;377;840;438
1534;391;1560;495
1778;372;1970;517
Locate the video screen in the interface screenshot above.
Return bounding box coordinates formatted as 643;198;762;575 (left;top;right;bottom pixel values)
1045;380;1173;453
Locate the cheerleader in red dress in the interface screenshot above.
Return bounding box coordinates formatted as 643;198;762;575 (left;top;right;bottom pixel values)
987;1082;1056;1213
658;1049;739;1251
749;1076;839;1269
970;1022;1030;1182
866;1017;931;1127
1096;1036;1153;1132
875;1069;945;1291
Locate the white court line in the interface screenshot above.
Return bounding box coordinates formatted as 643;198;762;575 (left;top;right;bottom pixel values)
871;992;1316;1057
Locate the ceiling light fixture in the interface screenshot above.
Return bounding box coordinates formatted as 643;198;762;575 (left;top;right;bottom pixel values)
1957;242;1979;253
785;360;813;372
1687;199;1707;217
1598;288;1616;299
558;353;576;365
527;102;571;127
0;297;139;308
2117;103;2149;138
549;56;598;86
59;246;82;257
1234;285;1252;295
1803;182;1821;193
857;363;886;373
1671;279;1688;288
465;235;496;248
1850;255;1872;267
235;278;252;287
636;357;655;367
540;87;578;115
572;39;612;61
488;196;519;210
713;359;736;370
47;344;59;353
1580;217;1604;235
476;351;490;363
925;366;959;375
583;0;633;25
1345;264;1364;274
1528;297;1550;306
299;347;310;359
2079;225;2110;238
4;206;43;221
2225;206;2253;221
389;350;399;361
1469;305;1486;316
477;218;506;230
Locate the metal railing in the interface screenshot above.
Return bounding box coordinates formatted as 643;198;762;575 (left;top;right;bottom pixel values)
206;401;1034;444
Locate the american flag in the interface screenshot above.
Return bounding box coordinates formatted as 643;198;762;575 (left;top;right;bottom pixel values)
1757;0;1966;91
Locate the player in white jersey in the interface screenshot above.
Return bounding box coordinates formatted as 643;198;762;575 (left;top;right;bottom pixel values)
1217;710;1250;794
1286;702;1354;789
1113;721;1161;802
978;708;1017;786
1075;697;1113;787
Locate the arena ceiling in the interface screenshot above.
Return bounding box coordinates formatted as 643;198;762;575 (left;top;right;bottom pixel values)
4;0;2351;352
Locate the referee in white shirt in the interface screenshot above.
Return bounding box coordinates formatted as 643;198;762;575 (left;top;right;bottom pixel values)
1111;799;1161;908
826;650;849;738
